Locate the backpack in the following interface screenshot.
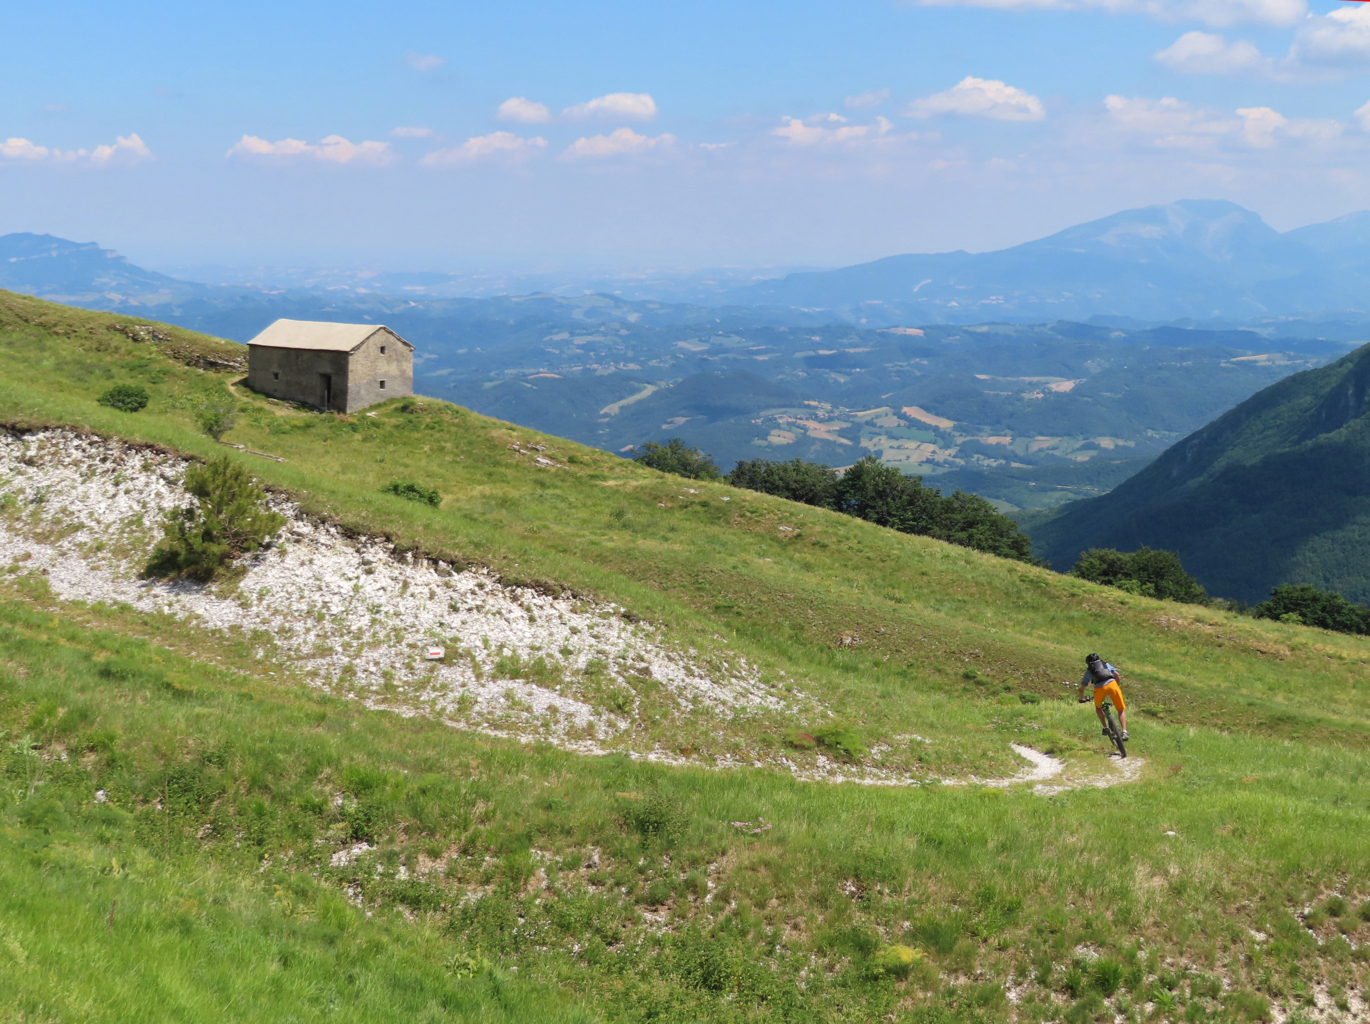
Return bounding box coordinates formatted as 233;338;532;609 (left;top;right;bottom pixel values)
1088;659;1114;684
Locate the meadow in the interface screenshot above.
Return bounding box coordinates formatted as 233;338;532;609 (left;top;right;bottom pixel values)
0;289;1368;1022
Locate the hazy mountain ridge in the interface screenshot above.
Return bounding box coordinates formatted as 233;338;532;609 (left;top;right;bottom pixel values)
724;200;1370;325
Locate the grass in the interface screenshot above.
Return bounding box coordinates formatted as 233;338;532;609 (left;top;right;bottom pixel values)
2;289;1370;1020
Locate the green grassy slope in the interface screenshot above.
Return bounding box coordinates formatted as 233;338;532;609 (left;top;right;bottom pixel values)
2;289;1370;1023
1028;342;1370;602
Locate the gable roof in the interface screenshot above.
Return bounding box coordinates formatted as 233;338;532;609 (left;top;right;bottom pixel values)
246;319;412;353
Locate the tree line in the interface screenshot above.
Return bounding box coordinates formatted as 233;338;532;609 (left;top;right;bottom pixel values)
633;439;1040;564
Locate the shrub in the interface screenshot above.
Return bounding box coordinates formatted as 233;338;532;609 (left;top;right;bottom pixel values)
381;481;442;507
195;401;237;441
1226;990;1271;1022
1072;547;1208;604
674;928;733;990
871;945;924;980
813;727;868;762
97;384;149;413
633;438;722;480
1092;958;1124;996
622;791;686;846
144;456;286;582
1253;585;1370;636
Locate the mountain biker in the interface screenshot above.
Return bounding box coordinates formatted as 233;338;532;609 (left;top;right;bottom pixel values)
1079;653;1128;741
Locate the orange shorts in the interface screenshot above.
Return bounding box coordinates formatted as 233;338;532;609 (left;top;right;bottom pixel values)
1093;680;1125;711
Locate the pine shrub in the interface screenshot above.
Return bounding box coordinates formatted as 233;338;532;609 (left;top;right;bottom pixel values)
381;481;442;507
144;456;285;581
97;384;149;413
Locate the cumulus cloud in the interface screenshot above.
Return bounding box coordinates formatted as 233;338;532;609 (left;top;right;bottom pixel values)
558;127;674;159
497;97;552;123
420;132;548;166
390;126;434;138
562;93;657;121
404;52;446;72
0;133;152;165
905;77;1045;121
845;88;891;110
1154;31;1276;75
908;0;1303;28
1291;6;1370;66
1105;94;1339;148
772;113;895;144
226;134;395;165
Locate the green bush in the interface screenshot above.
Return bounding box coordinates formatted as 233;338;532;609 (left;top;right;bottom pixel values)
813;727;868;762
622;791;686;846
144;456;286;582
195;401;237;442
1254;585;1370;636
1071;547;1208;604
381;481;442;507
728;457;837;506
633;438;722;481
97;384;149;413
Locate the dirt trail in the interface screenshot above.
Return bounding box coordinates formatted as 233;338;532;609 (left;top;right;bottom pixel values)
956;743;1145;794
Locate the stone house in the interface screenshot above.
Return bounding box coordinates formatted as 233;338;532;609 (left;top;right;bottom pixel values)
246;319;414;413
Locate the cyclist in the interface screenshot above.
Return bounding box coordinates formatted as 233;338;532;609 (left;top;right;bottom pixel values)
1078;653;1128;741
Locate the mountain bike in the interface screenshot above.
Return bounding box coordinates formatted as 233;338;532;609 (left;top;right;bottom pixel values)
1062;683;1127;758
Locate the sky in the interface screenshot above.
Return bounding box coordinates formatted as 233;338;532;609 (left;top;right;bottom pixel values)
5;0;1370;274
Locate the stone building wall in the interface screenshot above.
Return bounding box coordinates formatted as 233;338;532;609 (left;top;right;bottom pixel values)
344;331;413;411
247;347;351;410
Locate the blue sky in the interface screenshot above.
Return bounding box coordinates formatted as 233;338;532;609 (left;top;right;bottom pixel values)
4;0;1370;272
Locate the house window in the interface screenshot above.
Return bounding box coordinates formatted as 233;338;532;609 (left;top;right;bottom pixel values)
379;345;387;355
379;379;387;389
272;371;280;381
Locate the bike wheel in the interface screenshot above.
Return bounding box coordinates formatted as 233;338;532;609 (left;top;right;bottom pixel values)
1105;707;1127;758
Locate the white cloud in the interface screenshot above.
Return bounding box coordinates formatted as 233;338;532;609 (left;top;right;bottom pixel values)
390;126;434;138
0;133;152;165
1356;99;1370;131
562;93;657;121
1154;31;1275;75
905;77;1045;121
420;132;548;166
907;0;1303;28
226;134;395;165
1291;6;1370;66
559;127;675;159
845;88;891;110
404;52;446;72
772;113;895;144
1105;94;1339;148
498;97;552;124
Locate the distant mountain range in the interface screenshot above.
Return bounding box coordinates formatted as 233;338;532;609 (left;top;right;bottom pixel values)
1027;342;1370;602
724;200;1370;326
15;198;1370;336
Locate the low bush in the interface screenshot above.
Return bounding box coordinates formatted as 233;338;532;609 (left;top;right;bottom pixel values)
195;401;237;441
144;455;285;581
813;727;868;762
97;384;149;412
381;481;442;507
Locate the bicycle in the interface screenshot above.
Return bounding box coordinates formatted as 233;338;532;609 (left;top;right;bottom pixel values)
1062;682;1127;758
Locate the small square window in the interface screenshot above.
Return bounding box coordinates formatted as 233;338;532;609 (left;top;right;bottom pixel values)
272;371;280;381
379;344;387;355
379;379;386;389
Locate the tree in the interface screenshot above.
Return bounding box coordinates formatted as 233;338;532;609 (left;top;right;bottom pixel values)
828;456;942;533
1071;547;1208;604
144;456;285;581
633;438;722;481
1253;584;1370;634
929;489;1038;563
727;458;837;507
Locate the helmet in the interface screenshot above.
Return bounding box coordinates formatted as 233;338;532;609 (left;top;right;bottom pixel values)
1085;652;1101;664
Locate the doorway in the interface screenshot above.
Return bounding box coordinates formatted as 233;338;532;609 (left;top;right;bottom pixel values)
319;373;333;410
